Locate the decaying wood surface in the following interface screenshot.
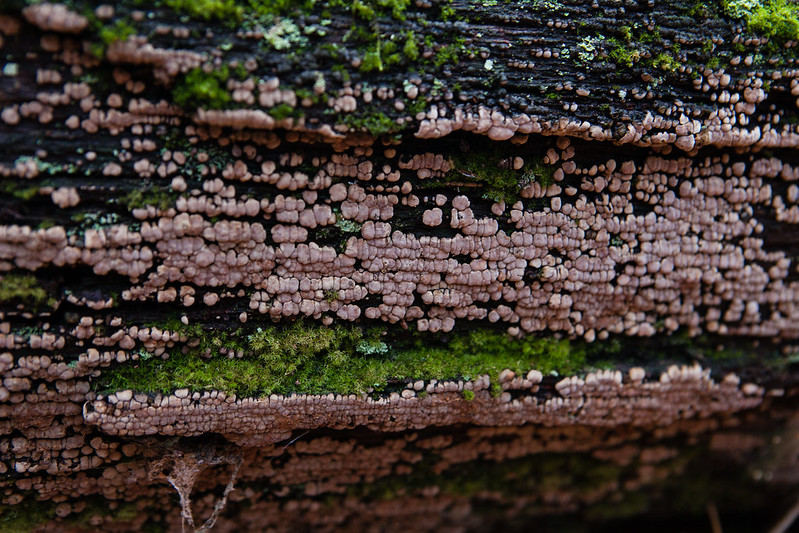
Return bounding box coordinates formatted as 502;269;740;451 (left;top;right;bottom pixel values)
2;0;799;531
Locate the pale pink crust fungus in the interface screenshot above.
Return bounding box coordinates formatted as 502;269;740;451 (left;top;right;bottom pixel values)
84;364;762;446
22;3;88;34
5;139;799;337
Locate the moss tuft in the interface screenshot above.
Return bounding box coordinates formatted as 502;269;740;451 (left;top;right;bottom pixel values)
403;32;419;60
1;181;39;201
607;38;641;67
164;0;244;23
0;499;55;532
119;187;177;211
445;149;554;203
650;52;680;72
97;322;588;397
748;0;799;44
341;111;398;136
99;19;136;45
268;103;303;120
0;274;55;309
173;66;231;110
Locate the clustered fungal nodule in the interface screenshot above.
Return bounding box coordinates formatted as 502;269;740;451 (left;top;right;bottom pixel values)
1;1;799;530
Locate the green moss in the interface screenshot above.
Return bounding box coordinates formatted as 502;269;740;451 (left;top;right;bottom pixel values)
445;150;552;203
405;94;427;116
403;32;419;61
95;316;783;399
1;181;39;201
685;0;721;19
173;66;231;110
440;2;456;20
360;43;384;72
164;0;244;23
650;52;680;72
352;0;376;20
607;38;641;67
531;0;564;10
0;273;55;309
246;0;317;18
721;0;799;46
0;499;55;533
341;111;398;136
462;389;475;401
324;290;340;303
349;0;411;20
358;37;405;72
748;0;799;44
723;0;763;18
618;25;633;42
433;37;466;68
638;29;662;44
99;19;136;45
268;103;303;120
525;159;555;187
97;322;588;397
119;188;177;211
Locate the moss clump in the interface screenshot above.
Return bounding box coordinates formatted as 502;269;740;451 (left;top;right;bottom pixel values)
462;389;475;401
525;159;555;187
341;112;398;136
268;103;303;120
0;499;55;533
0;274;54;309
97;322;587;397
164;0;244;23
446;151;522;203
358;36;408;72
119;188;177;211
323;289;340;303
403;32;419;61
445;150;553;203
747;0;799;44
1;181;39;201
607;39;641;67
723;0;761;18
332;0;411;21
722;0;799;45
433;37;467;68
650;52;680;72
173;66;231;110
99;19;136;45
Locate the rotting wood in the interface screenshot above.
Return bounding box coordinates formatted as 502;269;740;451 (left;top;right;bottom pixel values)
2;0;799;530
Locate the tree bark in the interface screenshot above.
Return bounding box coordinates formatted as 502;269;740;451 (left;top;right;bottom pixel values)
2;1;799;531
